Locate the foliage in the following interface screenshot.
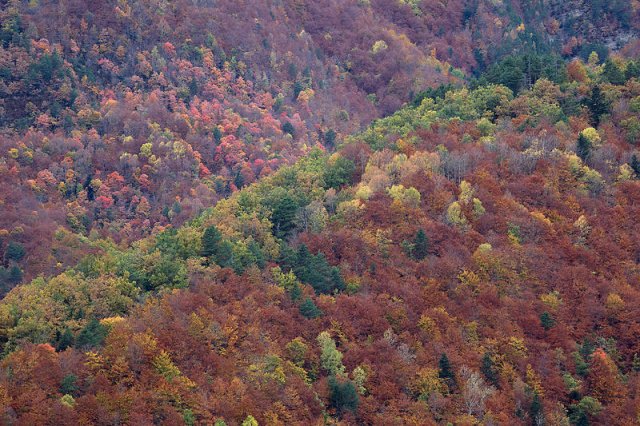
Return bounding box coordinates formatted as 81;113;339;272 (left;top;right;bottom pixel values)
439;354;457;390
317;331;345;376
412;229;429;260
299;297;323;319
1;5;640;423
328;376;359;415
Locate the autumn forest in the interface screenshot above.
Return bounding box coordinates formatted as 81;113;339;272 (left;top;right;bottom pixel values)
1;0;640;425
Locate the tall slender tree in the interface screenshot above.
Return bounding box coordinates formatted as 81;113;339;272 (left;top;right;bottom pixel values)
413;229;429;260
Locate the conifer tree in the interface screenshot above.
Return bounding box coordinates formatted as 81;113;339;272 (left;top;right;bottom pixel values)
576;133;592;162
329;376;359;415
586;85;608;127
201;225;223;259
481;352;499;387
630;154;640;178
299;297;322;319
439;353;457;390
602;59;625;85
55;328;74;352
413;229;429;260
530;392;544;425
540;312;555;330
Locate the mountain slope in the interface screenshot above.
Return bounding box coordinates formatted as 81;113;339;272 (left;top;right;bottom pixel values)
2;55;640;423
2;0;639;290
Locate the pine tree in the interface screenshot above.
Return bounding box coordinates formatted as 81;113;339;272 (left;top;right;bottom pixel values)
481;352;499;387
585;85;609;127
630;154;640;178
201;225;222;260
576;133;592;162
233;170;245;189
293;245;344;294
76;319;108;348
330;267;346;293
530;392;544;425
602;59;625;85
60;374;78;395
55;328;75;351
212;126;222;143
8;265;22;284
632;353;640;372
299;297;322;319
282;121;295;137
413;229;429;260
540;312;555;330
216;241;235;269
328;376;360;415
324;129;337;148
438;353;457;390
289;282;302;301
626;61;640;80
5;241;25;262
271;194;298;238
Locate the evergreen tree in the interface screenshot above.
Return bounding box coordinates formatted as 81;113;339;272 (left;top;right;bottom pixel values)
292;81;303;100
162;205;171;219
299;297;322;319
5;241;25;262
438;353;457;390
293;245;345;294
55;328;74;351
574;352;590;378
540;311;555;330
212;126;222;144
569;397;601;426
201;226;223;260
484;55;525;93
60;374;78;395
585;85;609;127
188;77;199;96
632;353;640;372
289;282;302;301
216;240;235;269
328;376;359;415
323;156;355;189
248;240;266;268
602;59;625;85
324;129;336;148
8;265;22;284
626;61;640;80
630;154;640;178
76;319;108;349
412;229;429;260
576;134;592;162
295;243;311;265
282;121;295;138
233;170;245;189
271;194;298;238
530;392;544;425
481;352;499;387
330;267;346;293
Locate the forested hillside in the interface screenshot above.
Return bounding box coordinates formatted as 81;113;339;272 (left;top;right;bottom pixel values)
1;1;640;425
1;0;639;289
2;50;640;423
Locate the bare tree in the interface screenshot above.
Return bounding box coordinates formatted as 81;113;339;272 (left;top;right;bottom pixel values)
460;366;496;418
